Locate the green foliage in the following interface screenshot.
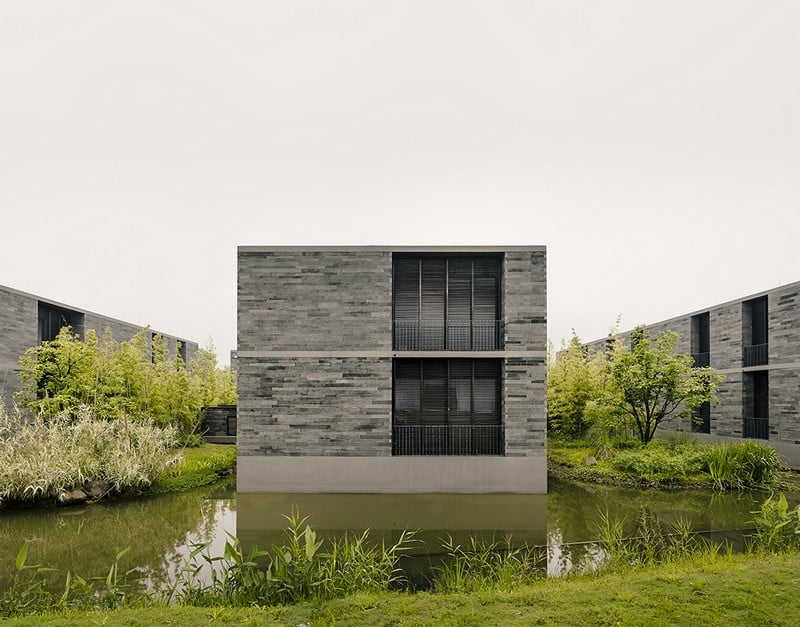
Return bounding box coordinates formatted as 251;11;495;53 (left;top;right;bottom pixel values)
549;437;785;490
433;535;540;592
0;404;179;502
150;444;236;493
611;439;708;483
173;511;416;607
594;508;715;570
607;326;723;444
15;327;236;438
751;494;800;553
705;441;784;490
0;543;137;618
547;333;612;439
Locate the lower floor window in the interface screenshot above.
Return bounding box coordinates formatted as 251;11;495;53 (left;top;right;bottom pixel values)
393;359;503;455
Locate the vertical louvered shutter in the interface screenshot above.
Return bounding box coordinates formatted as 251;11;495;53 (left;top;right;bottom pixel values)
420;259;446;349
394;360;421;425
393;259;419;350
448;360;473;424
473;360;500;424
447;259;472;350
473;259;500;349
421;360;447;424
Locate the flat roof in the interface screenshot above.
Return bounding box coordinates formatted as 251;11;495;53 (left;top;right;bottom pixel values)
0;283;194;343
585;277;800;345
239;245;546;253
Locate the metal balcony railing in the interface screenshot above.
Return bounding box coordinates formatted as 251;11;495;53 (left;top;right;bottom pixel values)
743;416;769;440
393;320;503;351
743;343;768;367
692;352;710;368
392;424;505;456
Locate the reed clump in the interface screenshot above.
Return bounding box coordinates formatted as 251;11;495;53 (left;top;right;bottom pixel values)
0;403;179;503
704;441;783;490
432;534;541;592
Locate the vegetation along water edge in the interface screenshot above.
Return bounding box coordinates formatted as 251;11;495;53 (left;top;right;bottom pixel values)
2;494;800;624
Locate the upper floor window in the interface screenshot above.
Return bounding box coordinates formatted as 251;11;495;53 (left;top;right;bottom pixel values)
691;312;710;367
37;302;84;343
392;255;502;350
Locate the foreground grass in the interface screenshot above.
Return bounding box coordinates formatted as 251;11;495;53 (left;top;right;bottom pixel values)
8;552;800;626
150;443;236;493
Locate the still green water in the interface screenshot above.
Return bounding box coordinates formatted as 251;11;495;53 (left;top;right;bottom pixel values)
0;476;785;590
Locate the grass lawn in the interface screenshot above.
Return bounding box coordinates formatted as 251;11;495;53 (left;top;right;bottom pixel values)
8;552;800;626
149;443;236;493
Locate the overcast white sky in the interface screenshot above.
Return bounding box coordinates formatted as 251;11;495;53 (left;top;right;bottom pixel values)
2;1;799;365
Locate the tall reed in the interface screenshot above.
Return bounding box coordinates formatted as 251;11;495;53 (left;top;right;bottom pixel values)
432;534;541;592
0;403;179;502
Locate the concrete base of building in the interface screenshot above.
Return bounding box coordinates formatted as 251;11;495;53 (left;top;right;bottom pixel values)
238;455;547;493
663;430;800;470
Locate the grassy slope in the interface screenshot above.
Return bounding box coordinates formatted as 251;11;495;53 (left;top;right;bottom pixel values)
11;552;800;626
149;443;236;493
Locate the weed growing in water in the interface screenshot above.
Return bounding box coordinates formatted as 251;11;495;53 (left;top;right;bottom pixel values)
433;534;542;592
750;493;800;553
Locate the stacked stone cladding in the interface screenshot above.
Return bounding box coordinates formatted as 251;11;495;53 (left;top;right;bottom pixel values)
583;280;800;447
237;247;548;461
0;284;198;406
238;250;392;352
237;250;394;458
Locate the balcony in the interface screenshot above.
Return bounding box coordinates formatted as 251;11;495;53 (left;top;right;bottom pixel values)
743;416;769;440
692;352;710;368
743;343;768;367
393;320;503;351
392;424;505;455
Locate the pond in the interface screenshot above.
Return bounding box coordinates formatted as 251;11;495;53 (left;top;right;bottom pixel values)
0;475;790;591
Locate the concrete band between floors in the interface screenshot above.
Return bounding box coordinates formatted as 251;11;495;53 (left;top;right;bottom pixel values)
237;456;547;494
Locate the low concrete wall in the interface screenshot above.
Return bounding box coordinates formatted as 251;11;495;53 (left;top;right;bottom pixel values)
237;456;547;493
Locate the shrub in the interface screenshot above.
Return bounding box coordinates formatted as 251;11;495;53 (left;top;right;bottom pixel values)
0;403;179;502
703;441;783;491
611;439;707;483
751;493;800;553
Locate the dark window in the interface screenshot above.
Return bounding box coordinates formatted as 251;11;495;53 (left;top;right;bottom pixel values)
177;341;187;364
392;359;503;455
37;303;84;343
392;255;502;350
743;296;768;366
692;401;711;434
743;370;769;439
691;312;710;367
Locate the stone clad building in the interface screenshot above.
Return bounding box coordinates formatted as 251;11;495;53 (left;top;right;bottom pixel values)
0;283;198;405
237;246;547;493
585;280;800;466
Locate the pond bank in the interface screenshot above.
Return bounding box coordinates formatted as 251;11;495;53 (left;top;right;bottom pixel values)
547;437;792;491
0;443;236;510
6;551;800;625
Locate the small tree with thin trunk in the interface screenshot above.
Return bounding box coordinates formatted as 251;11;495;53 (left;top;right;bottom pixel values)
607;326;722;444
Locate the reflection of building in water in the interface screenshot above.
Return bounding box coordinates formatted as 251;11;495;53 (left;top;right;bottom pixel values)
236;246;548;493
236;492;548;556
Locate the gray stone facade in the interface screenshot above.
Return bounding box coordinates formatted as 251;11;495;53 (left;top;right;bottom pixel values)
237;246;548;493
585;280;800;467
0;284;198;406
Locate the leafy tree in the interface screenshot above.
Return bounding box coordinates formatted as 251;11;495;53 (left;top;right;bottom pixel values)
15;328;237;439
547;333;606;438
606;326;722;444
